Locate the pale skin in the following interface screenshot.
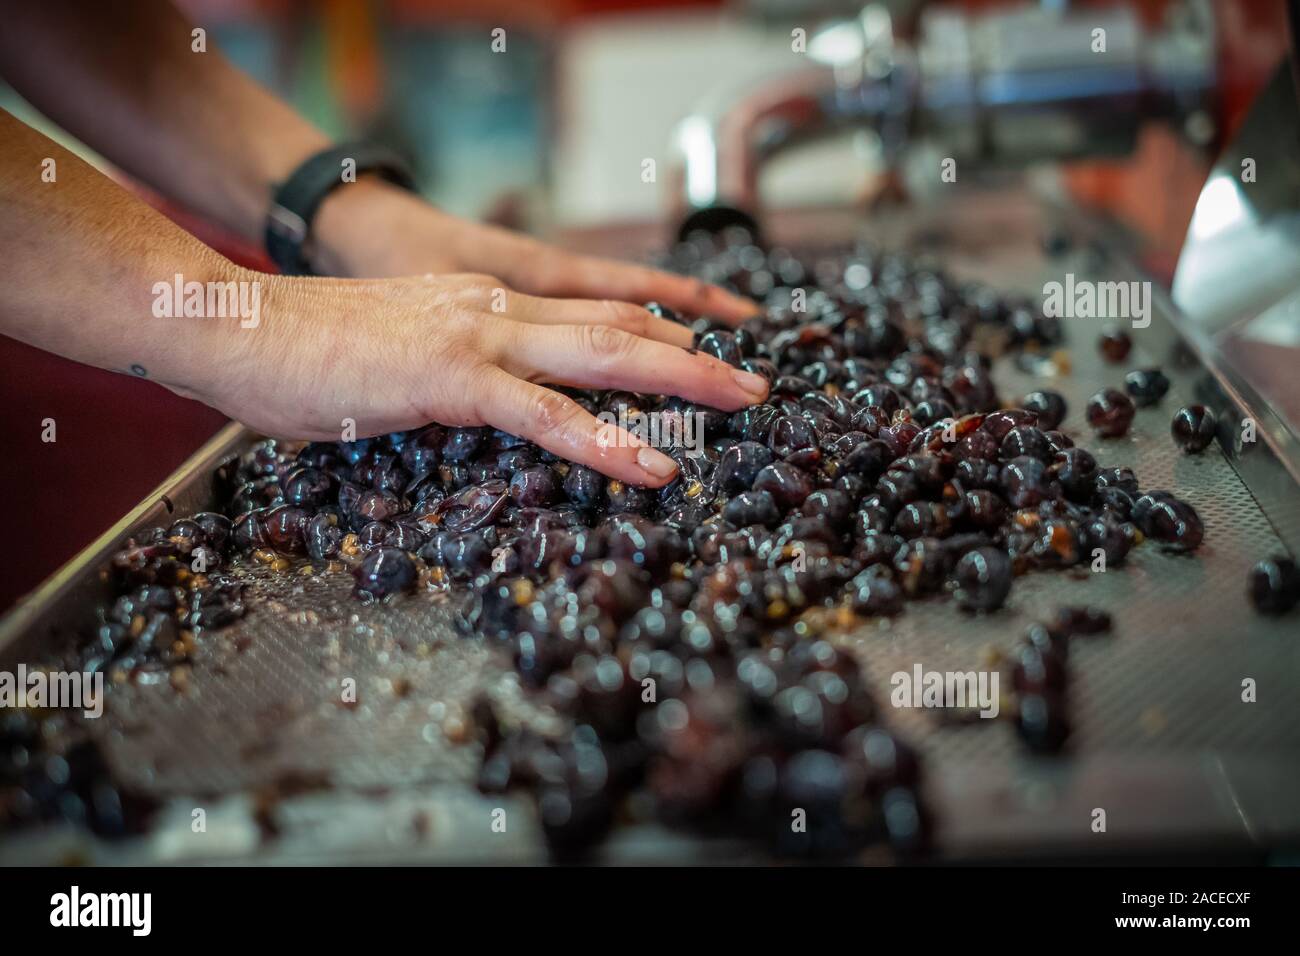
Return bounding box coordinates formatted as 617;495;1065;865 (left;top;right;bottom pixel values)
0;0;766;487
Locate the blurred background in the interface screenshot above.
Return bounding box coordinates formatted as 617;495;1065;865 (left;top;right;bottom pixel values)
0;0;1289;610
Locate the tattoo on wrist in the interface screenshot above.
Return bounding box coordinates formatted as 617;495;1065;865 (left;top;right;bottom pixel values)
120;364;148;378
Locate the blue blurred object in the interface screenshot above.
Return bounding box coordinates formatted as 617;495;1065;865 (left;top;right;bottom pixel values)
216;20;546;218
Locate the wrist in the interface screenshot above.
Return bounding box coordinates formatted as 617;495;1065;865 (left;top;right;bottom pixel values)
153;255;286;407
309;175;461;278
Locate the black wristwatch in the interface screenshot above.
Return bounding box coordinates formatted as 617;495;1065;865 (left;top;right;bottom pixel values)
265;143;417;276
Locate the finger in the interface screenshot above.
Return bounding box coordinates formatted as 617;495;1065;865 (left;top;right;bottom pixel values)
508;295;693;348
495;322;770;410
474;366;679;487
549;256;762;326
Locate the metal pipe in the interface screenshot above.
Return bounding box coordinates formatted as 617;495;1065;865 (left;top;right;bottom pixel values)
671;0;1215;233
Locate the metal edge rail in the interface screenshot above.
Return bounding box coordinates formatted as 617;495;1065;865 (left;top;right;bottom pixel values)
1061;203;1300;558
0;421;252;668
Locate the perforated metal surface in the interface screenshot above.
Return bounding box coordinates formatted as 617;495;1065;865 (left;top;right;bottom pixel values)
855;342;1300;763
99;570;514;794
18;193;1300;862
85;305;1300;860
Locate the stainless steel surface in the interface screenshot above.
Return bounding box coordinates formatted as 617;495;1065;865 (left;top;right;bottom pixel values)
0;423;249;668
3;189;1299;865
671;0;1215;224
1170;61;1300;553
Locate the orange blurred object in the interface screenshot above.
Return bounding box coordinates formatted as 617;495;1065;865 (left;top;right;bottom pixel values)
1061;0;1288;278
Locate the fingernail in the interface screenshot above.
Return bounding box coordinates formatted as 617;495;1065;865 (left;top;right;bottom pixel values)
636;446;678;479
732;369;770;400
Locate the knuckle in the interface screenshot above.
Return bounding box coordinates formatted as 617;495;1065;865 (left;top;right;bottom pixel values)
441;309;482;348
432;361;493;427
604;301;648;338
527;388;580;435
581;323;634;363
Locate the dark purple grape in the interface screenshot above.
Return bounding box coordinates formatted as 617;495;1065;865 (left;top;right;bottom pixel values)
1124;368;1170;406
1082;515;1131;566
353;547;417;598
1247;557;1300;615
563;464;604;511
697;330;743;367
432;481;510;533
1000;457;1051;509
852;384;904;415
1000;426;1053;463
605;479;655;515
981;409;1038;443
354;489;401;526
800;489;851;525
952;429;997;464
1051;448;1098;502
383;521;426;551
1042;430;1073;456
734;325;759;358
912;399;955;427
305;513;342;560
893;537;950;596
358;521;391;550
879;422;921;458
847;568;903;615
1098;326;1132;363
752;462;813;509
496;447;538;475
715;441;773;493
892;502;948;539
441;427;485;462
1015;692;1070;753
1134;494;1203;553
768;415;818;459
1085;388;1135;438
230;510;268;552
953;547;1012;612
961;490;1006;531
421;531;494;581
607;521;687;575
192;512;232;552
1171;404;1216;454
509;466;560;507
723;490;781;528
1021;391;1067;430
282;467;332;508
1012;642;1068;695
165;518;205;555
263;505;309;554
1094;466;1138;496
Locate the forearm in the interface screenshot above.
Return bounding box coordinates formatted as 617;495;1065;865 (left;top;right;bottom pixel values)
0;0;453;279
0;0;761;318
0;108;253;401
0;0;329;245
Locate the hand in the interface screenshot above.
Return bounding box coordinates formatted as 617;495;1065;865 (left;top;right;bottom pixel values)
205;270;770;487
310;177;761;325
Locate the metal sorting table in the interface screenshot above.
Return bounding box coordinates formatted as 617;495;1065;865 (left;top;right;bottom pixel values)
2;189;1298;864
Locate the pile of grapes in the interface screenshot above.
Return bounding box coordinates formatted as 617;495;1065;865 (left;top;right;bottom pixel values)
6;229;1214;860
